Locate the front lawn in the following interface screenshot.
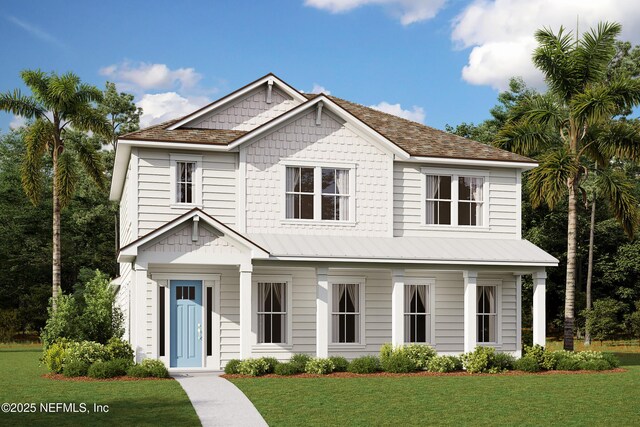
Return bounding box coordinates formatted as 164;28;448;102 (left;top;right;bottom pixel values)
231;343;640;426
0;345;199;426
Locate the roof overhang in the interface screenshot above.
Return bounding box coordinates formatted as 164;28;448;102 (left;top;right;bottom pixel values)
167;73;308;130
406;156;538;170
118;208;270;263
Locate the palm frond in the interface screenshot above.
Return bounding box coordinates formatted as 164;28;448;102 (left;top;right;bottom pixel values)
533;26;579;101
597;120;640;161
20;69;50;103
526;147;579;208
573;79;640;125
48;72;81;111
494;120;552;156
68;106;111;137
67;132;106;189
0;89;45;119
55;150;78;209
596;167;639;237
19;119;52;204
575;22;621;87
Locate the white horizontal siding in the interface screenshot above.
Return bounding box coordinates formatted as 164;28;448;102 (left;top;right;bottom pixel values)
393;163;519;238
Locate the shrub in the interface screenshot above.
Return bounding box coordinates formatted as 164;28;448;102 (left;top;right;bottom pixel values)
105;337;133;361
629;302;640;344
274;362;299;376
224;359;242;374
348;356;380;374
556;357;580;371
238;358;270;376
63;360;89;377
523;344;546;367
493;353;516;371
427;355;462;373
329;356;349;372
42;339;71;373
65;341;108;366
601;352;620;369
88;358;131;379
41;295;81;348
579;359;610;371
127;359;169;378
379;343;394;365
0;309;19;343
381;352;417;373
305;358;335;375
261;357;280;374
290;354;312;374
403;344;436;370
515;356;540;372
461;346;496;374
583;298;626;343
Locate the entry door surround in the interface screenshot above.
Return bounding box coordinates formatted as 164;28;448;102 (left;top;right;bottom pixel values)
170;279;202;367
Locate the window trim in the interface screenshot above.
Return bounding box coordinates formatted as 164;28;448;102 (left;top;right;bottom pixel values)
170;153;203;208
403;278;436;345
421;167;490;229
328;276;366;348
476;279;502;346
281;160;356;225
251;275;293;350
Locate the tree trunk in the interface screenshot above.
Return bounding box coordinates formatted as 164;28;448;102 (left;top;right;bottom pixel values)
584;194;596;346
564;178;578;351
51;143;62;310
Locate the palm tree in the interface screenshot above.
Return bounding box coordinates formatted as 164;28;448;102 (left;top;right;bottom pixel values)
0;70;109;309
496;22;640;350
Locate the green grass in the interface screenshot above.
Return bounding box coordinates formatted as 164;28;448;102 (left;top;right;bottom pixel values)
231;343;640;426
0;344;199;426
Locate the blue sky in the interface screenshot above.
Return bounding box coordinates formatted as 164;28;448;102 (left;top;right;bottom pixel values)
2;0;639;132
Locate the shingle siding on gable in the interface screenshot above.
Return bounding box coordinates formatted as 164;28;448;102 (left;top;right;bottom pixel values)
142;224;242;255
189;87;300;131
244;109;391;236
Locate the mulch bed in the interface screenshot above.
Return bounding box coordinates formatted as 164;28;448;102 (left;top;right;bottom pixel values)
42;373;173;382
222;368;626;379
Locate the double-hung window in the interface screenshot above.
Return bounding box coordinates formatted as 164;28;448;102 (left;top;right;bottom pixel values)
331;283;360;343
285;165;352;222
176;161;196;204
477;285;497;343
404;284;431;343
170;154;202;207
424;169;486;227
257;282;287;344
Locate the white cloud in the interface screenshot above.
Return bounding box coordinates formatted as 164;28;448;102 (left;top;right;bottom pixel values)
309;83;331;95
137;92;210;127
452;0;640;91
370;101;425;123
9;115;27;130
99;61;202;92
305;0;446;25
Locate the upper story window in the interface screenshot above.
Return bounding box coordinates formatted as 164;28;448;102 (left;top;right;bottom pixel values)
170;154;202;207
423;169;487;227
284;164;354;223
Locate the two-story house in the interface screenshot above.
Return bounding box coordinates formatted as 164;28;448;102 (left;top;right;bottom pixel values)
110;73;558;370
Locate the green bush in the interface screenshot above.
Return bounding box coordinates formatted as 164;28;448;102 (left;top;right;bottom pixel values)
461;346;496;373
305;358;335;375
42;339;71;373
402;344;436;370
224;359;242;374
329;356;349;372
140;359;169;378
88;358;131;379
493;353;516;371
0;309;19;343
515;356;540;372
579;359;610;371
261;357;279;374
65;341;108;366
601;352;620;368
274;362;299;376
63;360;89;377
379;343;394;365
105;337;133;361
126;364;149;378
556;357;580;371
290;354;312;374
238;358;270;376
523;344;546;366
41;295;81;349
427;355;463;373
348;356;380;374
583;298;626;343
381;352;417;373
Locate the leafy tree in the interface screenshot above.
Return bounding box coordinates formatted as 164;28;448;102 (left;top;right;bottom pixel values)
0;70;110;308
495;22;640;350
97;82;142;149
582;297;626;343
629;301;640;344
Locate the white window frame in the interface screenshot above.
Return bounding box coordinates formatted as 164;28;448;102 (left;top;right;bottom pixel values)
281;160;356;226
476;279;502;346
328;276;366;348
170;153;203;208
251;275;293;351
403;279;436;345
421;167;490;230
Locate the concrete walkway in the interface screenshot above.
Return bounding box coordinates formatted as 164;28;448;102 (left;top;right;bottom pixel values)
172;372;268;427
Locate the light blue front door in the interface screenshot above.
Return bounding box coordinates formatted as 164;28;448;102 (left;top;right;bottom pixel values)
170;280;203;368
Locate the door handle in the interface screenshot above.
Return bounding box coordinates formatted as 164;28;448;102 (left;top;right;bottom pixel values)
198;323;202;341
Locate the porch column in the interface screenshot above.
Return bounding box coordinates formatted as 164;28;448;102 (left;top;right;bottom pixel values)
239;265;252;359
316;267;329;358
463;270;478;353
532;270;547;347
133;263;148;363
391;269;404;347
515;274;522;357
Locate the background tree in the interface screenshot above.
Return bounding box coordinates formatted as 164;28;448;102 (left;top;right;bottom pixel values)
495;22;640;350
0;70;110;308
97;82;142;149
